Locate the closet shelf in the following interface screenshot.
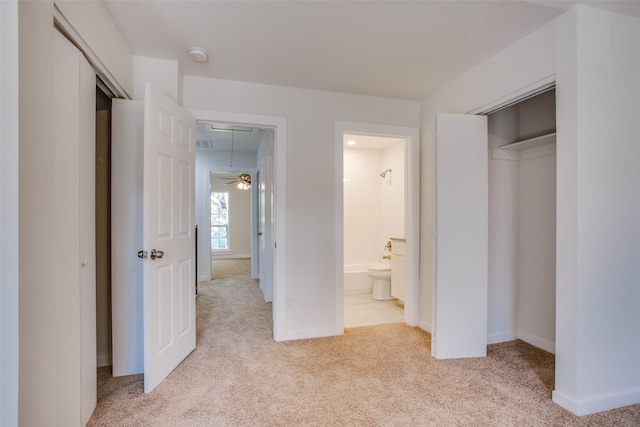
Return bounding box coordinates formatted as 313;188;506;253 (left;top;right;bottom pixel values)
498;132;556;151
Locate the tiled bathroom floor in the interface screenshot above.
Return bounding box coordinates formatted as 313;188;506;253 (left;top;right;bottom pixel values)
344;293;404;328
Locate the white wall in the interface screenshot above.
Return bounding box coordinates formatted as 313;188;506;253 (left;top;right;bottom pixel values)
210;174;252;259
133;56;181;103
184;76;420;338
487;107;520;344
553;5;640;415
0;1;19;425
18;2;132;424
422;4;640;415
19;3;61;424
55;0;133;98
518;152;556;350
421;15;556;345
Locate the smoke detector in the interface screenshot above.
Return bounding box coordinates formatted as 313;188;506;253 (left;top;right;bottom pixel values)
188;47;208;63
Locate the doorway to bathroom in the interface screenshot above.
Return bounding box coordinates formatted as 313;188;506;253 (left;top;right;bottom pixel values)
335;122;420;330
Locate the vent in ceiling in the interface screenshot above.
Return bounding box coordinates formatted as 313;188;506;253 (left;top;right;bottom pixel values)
196;140;213;150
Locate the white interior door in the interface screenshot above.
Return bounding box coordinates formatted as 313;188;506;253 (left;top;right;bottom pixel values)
143;83;196;392
433;113;488;359
53;30;97;426
258;164;266;294
111;99;144;377
258;147;274;302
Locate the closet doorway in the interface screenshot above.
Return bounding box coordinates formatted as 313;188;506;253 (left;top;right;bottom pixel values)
488;88;557;354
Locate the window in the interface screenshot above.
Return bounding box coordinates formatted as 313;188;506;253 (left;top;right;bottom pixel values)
211;192;229;250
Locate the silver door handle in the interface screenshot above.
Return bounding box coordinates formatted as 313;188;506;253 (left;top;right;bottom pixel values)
150;249;164;260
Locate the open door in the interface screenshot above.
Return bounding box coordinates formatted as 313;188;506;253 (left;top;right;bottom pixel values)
258;146;274;302
142;83;196;392
433;113;488;359
111;84;195;392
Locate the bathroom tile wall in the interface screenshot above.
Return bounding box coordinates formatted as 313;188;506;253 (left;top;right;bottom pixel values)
344;148;382;265
381;142;405;243
344;142;405;266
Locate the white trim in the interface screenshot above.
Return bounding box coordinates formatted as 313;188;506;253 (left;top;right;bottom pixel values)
468;74;556;116
487;331;555;354
553;388;640;416
96;355;111;368
53;4;131;99
0;1;19;425
282;327;342;342
335;121;420;331
517;331;555;354
487;332;517;345
418;320;432;334
189;109;287;341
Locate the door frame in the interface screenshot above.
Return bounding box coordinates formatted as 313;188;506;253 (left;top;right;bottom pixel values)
206;170;258;277
257;144;275;302
335;121;420;329
430;75;556;359
1;1;20;423
190;109;287;341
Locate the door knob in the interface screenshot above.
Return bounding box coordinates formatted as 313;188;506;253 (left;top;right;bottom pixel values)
150;249;165;260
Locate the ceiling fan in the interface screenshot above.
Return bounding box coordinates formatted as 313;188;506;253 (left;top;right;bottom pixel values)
222;173;251;190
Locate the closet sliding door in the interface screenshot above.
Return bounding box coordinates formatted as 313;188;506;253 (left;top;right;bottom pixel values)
53;30;97;426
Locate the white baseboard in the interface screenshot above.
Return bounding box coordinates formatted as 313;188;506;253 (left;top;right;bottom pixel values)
279;326;343;341
97;354;111;368
488;331;517;345
417;320;431;334
485;329;555;353
517;330;555;354
211;255;251;260
553;388;640;416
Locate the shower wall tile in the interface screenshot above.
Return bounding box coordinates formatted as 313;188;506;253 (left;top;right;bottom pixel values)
344;144;405;266
344;148;382;265
381;141;405;242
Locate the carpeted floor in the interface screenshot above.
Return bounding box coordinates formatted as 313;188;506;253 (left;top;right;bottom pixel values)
88;259;640;426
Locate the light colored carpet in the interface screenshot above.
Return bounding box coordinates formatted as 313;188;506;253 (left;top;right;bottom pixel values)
88;260;640;426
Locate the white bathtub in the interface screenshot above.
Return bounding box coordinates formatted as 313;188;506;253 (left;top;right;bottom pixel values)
344;264;373;294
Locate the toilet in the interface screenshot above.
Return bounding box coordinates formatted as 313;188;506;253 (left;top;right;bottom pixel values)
367;263;393;300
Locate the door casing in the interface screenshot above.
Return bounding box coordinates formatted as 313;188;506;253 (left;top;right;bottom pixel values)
335;121;421;332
